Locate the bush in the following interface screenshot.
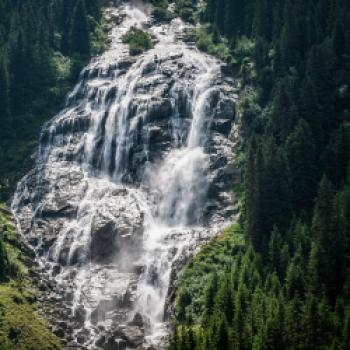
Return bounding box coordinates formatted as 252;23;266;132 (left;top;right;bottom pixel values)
175;0;197;22
195;25;231;62
233;36;254;61
152;7;174;23
122;27;154;56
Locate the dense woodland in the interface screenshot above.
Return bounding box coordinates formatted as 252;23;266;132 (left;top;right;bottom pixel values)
169;0;350;349
0;0;105;200
0;0;350;349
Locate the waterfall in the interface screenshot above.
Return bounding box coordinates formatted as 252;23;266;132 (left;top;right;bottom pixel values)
12;3;238;349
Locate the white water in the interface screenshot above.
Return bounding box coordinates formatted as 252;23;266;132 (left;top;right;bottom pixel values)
12;3;237;349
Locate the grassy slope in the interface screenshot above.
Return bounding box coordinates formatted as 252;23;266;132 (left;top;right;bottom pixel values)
173;224;244;322
0;205;62;350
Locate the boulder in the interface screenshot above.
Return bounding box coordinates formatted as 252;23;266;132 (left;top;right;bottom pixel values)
211;119;233;136
90;191;144;262
129;312;144;328
146;99;172;121
74;305;87;327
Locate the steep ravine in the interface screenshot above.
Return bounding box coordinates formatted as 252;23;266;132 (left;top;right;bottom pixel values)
12;2;240;349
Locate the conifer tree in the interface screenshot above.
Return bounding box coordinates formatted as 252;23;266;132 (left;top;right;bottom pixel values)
69;0;91;56
0;236;9;281
285;119;318;213
312;176;346;301
0;56;11;139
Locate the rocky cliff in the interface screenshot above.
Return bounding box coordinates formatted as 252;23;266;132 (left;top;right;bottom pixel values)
12;2;240;349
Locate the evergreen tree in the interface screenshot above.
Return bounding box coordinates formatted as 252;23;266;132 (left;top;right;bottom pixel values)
214;0;225;34
69;0;91;56
0;236;9;281
285;119;318;213
0;56;11;139
312;176;346;301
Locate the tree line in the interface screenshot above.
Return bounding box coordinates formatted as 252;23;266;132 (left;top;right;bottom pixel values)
170;0;350;349
0;0;102;200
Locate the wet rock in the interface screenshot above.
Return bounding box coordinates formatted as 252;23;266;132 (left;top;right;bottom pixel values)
77;334;87;344
67;341;86;349
74;306;87;327
113;325;144;348
147;99;172;121
147;126;169;144
52;264;61;277
215;96;236;120
53;326;65;338
129;312;144;328
57;321;69;330
142;61;157;75
70;246;85;265
91;300;108;325
90;194;144;262
211;119;233;136
95;335;106;347
118;58;136;70
104;338;127;350
121;326;144;347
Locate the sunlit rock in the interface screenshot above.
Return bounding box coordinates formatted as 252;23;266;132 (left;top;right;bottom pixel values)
12;2;240;349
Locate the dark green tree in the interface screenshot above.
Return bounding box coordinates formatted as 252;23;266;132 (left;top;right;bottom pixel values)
69;0;91;56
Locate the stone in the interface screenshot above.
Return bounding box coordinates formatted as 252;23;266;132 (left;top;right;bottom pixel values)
77;334;87;344
211;119;233;136
90;300;108;325
52;264;61;277
103;338;127;350
89;194;144;262
146;99;172;121
74;306;87;327
95;335;106;347
53;327;65;338
129;312;144;328
121;325;144;347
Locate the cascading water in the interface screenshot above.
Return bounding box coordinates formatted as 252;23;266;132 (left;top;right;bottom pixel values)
12;2;239;349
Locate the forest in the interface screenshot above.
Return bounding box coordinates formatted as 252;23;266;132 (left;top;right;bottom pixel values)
169;0;350;349
0;0;106;200
0;0;350;349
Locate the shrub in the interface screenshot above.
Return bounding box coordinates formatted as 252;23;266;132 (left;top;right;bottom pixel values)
195;25;231;62
152;7;173;23
122;27;154;55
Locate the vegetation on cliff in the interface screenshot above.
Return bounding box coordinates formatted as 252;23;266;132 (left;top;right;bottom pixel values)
0;206;62;350
169;0;350;349
0;0;108;201
122;27;154;55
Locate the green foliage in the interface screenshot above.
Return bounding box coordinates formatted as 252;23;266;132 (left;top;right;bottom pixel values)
0;284;62;350
0;0;107;201
174;0;198;23
152;7;174;23
0;205;62;349
170;218;350;350
195;25;230;62
150;0;174;23
170;0;350;349
69;0;91;56
0;206;21;281
174;225;244;322
122;27;153;56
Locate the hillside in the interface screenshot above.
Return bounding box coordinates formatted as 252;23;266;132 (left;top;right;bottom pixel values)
1;0;350;349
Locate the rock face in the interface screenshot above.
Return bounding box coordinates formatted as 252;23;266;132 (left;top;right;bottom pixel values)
12;3;240;350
